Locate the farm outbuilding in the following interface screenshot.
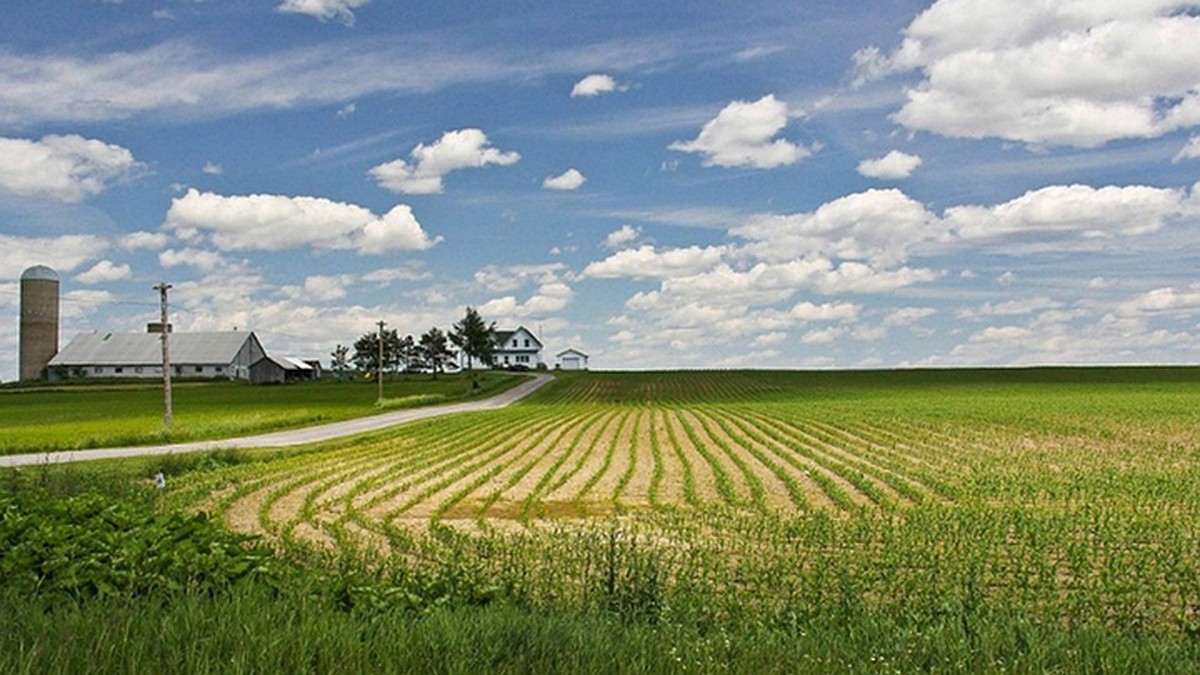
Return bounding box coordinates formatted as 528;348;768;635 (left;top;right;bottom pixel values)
47;330;266;382
555;348;589;370
249;354;316;384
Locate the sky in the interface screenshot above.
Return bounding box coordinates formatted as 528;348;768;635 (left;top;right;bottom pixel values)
2;0;1200;380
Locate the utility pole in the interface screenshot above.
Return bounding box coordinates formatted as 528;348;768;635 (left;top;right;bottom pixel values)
376;319;386;403
154;282;173;428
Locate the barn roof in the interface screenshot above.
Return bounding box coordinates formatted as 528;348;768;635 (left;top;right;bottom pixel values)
49;331;259;367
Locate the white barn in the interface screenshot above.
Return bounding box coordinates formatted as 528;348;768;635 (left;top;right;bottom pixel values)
47;330;266;381
555;348;589;370
492;326;543;369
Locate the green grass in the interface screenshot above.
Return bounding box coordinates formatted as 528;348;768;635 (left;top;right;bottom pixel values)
0;371;524;455
6;367;1200;672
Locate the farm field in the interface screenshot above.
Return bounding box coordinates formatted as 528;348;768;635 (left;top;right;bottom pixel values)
170;370;1200;626
0;371;522;455
6;367;1200;672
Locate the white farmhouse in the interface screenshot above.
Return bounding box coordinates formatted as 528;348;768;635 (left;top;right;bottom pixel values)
492;326;543;369
47;329;266;381
555;348;589;370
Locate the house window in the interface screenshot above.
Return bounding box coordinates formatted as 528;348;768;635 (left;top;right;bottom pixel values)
134;367;142;374
512;340;518;347
175;366;183;375
194;366;203;373
114;367;123;374
215;366;223;373
524;339;530;347
94;367;103;374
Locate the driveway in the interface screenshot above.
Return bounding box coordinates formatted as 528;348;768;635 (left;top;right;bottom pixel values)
1;373;553;468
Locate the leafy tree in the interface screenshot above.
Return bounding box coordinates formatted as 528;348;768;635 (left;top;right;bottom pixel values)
352;328;403;374
418;327;455;378
329;344;350;381
450;306;496;370
397;334;418;375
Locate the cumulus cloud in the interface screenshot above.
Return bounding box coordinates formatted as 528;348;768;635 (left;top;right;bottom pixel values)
362;263;431;284
602;225;641;250
543;168;586;191
281;275;355;302
857;150;922;179
201;162;222;175
163;189;440;254
583;245;728;279
480;281;575;319
158;247;230;273
368;129;519;195
276;0;369;26
946;184;1191;240
474;263;566;293
669;95;816;169
883;307;936;327
570;73;625;98
854;1;1200;147
120;231;169;251
734;188;944;266
0;234;106;279
0;135;142;202
791;301;860;322
75;260;131;285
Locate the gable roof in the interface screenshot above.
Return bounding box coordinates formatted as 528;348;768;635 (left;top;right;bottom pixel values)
49;331;259;367
493;326;543;349
556;348;589;358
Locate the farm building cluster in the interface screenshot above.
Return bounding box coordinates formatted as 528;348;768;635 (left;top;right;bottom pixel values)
13;265;590;384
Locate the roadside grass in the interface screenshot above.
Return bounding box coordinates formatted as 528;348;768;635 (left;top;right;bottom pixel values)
0;371;523;455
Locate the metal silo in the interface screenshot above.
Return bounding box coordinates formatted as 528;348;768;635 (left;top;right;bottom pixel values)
19;265;59;381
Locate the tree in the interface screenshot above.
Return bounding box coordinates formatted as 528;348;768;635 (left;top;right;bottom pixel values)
418;327;455;378
329;344;350;381
450;306;496;370
352;328;403;374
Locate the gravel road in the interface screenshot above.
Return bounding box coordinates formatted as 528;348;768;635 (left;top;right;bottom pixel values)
0;374;553;468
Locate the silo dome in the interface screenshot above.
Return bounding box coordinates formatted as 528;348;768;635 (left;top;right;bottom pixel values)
21;265;59;282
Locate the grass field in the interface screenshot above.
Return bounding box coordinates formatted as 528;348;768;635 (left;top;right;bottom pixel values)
0;371;522;455
5;368;1200;672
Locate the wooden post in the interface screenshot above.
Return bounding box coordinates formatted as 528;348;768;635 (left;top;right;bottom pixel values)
154;282;173;428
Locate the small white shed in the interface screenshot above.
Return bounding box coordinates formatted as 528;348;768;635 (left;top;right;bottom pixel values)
556;348;589;371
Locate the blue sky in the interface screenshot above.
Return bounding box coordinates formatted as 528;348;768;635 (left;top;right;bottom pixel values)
3;0;1200;379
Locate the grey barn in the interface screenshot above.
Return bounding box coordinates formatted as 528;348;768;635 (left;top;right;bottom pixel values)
48;331;266;382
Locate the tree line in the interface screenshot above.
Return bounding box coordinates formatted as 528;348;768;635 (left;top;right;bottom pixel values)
328;307;497;379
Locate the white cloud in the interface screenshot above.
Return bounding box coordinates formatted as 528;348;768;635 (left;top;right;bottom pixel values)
751;332;787;347
336;102;357;119
362;264;431;284
602;224;641;250
882;307;936;327
669;95;816;169
163;189;440;254
857;150;922;179
947;184;1191;240
1117;286;1200;318
282;275;355;302
856;2;1200;147
1174;136;1200;163
734;188;944;266
480;281;575;319
474;263;566;293
959;297;1062;320
276;0;370;26
368;129;520;195
801;326;845;344
75;260;131;285
571;73;625;98
0;234;106;279
543;168;586;191
583;245;728;279
201;162;222;175
120;231;169;251
158;248;229;273
790;301;860;322
0;135;142;202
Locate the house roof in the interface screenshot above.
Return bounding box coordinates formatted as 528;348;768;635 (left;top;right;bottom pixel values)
49;331;258;367
556;348;589;358
493;326;543;348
